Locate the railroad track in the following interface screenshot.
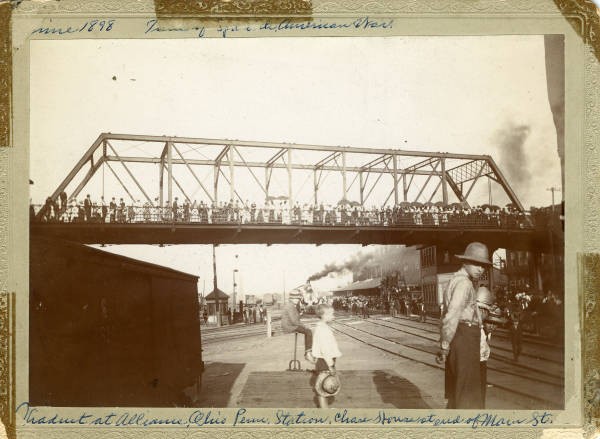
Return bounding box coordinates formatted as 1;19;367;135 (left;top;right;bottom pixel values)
380;312;563;349
202;325;271;343
369;316;564;368
330;318;563;409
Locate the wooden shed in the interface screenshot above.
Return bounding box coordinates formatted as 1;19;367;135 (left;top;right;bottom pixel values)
29;237;204;407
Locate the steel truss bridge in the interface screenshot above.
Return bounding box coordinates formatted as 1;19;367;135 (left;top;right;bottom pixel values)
31;133;553;252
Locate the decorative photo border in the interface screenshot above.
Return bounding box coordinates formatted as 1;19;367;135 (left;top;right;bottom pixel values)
1;0;599;437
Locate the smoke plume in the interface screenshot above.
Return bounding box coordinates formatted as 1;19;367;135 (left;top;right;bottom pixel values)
494;122;531;190
307;251;375;282
307;246;415;283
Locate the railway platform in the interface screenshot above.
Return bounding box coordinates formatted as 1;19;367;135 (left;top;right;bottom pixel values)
195;314;564;410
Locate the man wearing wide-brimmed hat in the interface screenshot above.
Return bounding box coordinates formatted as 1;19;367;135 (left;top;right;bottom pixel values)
439;242;492;409
281;292;314;362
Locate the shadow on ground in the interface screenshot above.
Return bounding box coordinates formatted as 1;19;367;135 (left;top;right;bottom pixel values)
193;362;245;407
238;369;432;408
372;370;431;408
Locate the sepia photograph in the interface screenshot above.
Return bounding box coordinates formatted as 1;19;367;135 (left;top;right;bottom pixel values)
26;33;566;414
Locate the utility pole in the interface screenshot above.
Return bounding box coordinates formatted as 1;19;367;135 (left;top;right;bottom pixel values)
212;244;221;327
233;254;239;313
546;186;561;211
283;270;286;305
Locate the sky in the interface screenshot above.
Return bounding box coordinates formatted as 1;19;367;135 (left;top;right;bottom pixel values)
29;35;562;294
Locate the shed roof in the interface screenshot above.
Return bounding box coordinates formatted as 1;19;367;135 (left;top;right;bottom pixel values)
205;288;229;301
332;277;382;293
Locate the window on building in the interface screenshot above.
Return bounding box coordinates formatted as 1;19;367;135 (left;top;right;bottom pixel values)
420;246;436;268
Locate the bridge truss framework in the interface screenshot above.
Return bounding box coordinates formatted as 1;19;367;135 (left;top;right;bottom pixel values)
45;132;525;213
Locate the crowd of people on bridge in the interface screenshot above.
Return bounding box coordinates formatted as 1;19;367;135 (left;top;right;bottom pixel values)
32;193;542;229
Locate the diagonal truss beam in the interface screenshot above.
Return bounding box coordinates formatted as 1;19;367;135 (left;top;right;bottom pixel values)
69;157;105;203
215;145;231;166
414;160;441;202
171;174;192;204
315;151;342;169
427;180;443;203
463;161;487;200
361;153;390;171
403;157;440;173
363;157;391;204
232;146;268;197
172;143;214;202
106;141;154;206
105;161;136;203
266;148;287;166
49;134;105;201
217;167;245;205
485;157;525;211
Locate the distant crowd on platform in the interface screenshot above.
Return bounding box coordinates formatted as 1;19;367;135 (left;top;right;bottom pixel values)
332;285;563;342
200;303;267;326
332;294;426;319
32;193;543;229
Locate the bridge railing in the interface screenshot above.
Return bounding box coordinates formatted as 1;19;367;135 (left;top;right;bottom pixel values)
30;204;536;230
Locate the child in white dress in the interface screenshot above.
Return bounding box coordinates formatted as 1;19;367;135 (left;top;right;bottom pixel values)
311;303;342;408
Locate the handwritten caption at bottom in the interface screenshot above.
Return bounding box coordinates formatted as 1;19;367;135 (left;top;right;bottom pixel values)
16;403;553;429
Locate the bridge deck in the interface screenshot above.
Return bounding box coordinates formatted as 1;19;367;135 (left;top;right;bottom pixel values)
31;223;544;250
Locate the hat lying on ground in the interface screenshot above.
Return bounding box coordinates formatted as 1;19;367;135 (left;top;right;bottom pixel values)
455;242;492;266
315;371;341;397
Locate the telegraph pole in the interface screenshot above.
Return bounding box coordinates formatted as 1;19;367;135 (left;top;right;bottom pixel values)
233;254;239;313
212;244;221;327
546;186;561;211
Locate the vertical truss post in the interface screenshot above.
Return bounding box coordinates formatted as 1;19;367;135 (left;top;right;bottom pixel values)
159;142;167;207
102;140;107;199
392;154;399;206
265;168;270;202
228;149;235;202
287;148;293;206
403;173;407;202
359;171;364;205
159;164;163;206
441;158;448;205
313;170;318;205
214;166;219;204
342;151;347;202
167;142;173;205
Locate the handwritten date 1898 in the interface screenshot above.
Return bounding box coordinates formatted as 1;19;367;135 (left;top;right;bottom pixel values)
31;19;115;35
